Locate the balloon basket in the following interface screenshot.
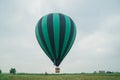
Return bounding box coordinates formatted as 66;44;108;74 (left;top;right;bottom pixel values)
55;67;60;73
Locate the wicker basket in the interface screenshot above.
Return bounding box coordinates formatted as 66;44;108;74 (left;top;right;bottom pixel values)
55;67;60;73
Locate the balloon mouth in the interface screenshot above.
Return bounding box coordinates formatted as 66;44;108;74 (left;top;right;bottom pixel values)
54;59;61;66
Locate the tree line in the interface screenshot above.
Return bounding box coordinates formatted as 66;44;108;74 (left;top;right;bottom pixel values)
0;68;16;74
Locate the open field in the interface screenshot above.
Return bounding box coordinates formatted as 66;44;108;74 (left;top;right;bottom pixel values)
0;73;120;80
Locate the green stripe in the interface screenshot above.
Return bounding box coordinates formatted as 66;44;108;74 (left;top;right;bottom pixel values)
35;24;52;60
42;15;54;59
61;24;76;61
60;16;71;60
53;13;60;58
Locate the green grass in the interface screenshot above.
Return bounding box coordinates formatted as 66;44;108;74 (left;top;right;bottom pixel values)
0;73;120;80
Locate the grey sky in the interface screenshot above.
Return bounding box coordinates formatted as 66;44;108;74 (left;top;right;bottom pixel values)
0;0;120;73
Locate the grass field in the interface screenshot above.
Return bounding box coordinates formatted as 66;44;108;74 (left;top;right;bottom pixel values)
0;73;120;80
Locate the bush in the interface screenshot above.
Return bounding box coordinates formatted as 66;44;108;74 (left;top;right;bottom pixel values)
0;69;2;74
10;68;16;74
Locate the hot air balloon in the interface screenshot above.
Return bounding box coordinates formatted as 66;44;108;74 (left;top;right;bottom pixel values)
35;13;76;73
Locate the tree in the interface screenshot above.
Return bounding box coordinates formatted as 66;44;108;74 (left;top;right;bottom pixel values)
0;69;2;74
10;68;16;74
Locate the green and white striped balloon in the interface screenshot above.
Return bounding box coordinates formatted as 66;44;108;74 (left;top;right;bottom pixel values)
35;13;76;66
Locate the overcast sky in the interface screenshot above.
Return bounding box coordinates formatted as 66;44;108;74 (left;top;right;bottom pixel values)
0;0;120;73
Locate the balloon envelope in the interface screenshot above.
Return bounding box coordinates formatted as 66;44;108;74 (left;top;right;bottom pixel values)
35;13;76;66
